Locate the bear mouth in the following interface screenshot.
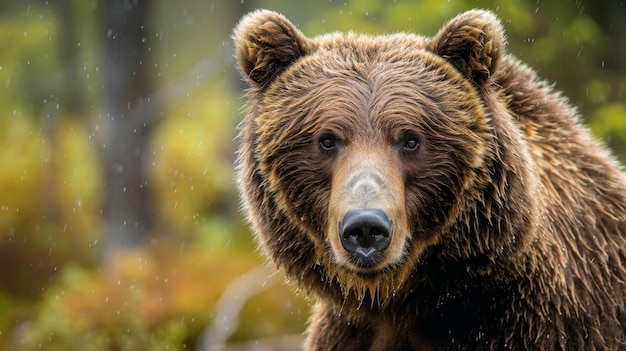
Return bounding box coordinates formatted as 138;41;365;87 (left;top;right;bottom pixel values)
347;249;386;269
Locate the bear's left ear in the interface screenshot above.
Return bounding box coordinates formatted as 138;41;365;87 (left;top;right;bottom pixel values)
233;10;312;91
429;10;505;85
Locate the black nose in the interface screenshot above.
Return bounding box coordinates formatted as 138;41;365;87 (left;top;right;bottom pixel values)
339;209;392;266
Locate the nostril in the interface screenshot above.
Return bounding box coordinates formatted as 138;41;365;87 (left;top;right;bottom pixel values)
345;224;387;248
339;209;393;263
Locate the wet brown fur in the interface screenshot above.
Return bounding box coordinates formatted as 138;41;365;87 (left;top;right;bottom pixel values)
233;9;626;350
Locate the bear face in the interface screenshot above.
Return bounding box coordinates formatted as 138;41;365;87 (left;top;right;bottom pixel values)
234;9;626;350
234;9;534;303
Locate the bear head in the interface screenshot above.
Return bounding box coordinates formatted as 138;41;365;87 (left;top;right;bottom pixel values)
234;9;536;306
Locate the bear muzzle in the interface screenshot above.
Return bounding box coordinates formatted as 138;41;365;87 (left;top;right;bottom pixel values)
327;149;408;271
338;209;393;267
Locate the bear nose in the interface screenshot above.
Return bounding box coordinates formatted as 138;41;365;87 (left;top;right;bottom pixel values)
339;209;392;266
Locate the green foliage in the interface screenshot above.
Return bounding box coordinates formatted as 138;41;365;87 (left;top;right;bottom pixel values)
589;103;626;155
9;241;309;350
151;85;236;238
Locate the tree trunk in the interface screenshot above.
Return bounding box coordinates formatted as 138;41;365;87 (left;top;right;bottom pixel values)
101;0;154;258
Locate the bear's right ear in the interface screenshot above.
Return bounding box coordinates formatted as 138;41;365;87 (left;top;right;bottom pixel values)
233;10;311;91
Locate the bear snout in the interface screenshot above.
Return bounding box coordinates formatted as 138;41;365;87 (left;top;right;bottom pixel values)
338;209;393;267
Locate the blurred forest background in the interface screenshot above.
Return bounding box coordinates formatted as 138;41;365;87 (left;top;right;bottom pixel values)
1;0;625;350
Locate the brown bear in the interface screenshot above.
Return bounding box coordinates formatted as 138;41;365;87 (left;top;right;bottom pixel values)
233;9;626;351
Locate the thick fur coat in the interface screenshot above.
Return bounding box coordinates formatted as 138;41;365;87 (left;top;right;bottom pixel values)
233;9;626;350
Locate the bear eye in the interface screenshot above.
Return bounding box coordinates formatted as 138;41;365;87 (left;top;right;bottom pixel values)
319;134;338;152
402;136;420;152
